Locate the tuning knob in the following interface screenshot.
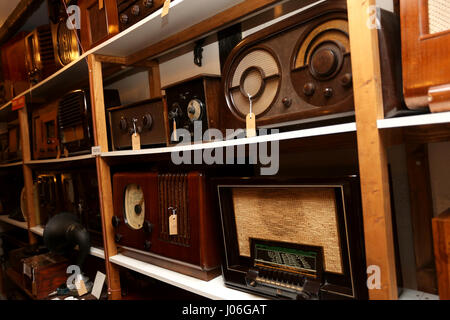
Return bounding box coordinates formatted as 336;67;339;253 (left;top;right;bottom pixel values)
115;234;123;243
134;204;142;215
282;97;292;108
144;240;152;250
120;13;129;25
168;104;182;120
120;117;128;131
324;87;334;98
112;216;120;228
143;0;153;8
143;220;154;234
310;48;339;78
303;83;315;96
340;73;353;88
142;114;153;129
131;5;140;16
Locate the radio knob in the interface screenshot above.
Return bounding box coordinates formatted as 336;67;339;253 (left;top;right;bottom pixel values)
187;106;196;115
282;97;292;108
340;73;353;87
144;240;152;250
120;13;129;25
324;87;334;98
120;117;128;131
143;220;154;234
143;0;153;8
112;216;120;228
311;48;338;78
115;234;123;243
131;5;140;16
142;114;153;129
303;82;315;96
134;204;142;215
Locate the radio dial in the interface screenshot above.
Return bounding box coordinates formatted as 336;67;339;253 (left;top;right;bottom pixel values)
143;0;153;8
120;117;128;131
131;5;140;16
324;87;334;98
120;13;129;24
311;48;338;78
142;114;153;129
340;73;353;87
303;82;315;96
187;99;204;122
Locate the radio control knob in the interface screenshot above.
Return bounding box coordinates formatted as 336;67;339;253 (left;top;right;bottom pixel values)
303;83;315;96
324;87;334;98
311;48;338;78
120;13;129;25
282;97;292;108
143;220;153;234
131;5;140;16
142;114;153;129
340;73;353;87
115;234;123;243
143;0;153;8
134;204;142;215
112;216;120;228
144;240;152;250
120;117;128;131
187;106;196;115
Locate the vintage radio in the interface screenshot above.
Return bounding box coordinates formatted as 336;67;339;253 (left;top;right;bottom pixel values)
59;89;121;156
47;0;81;69
24;25;57;84
112;171;221;280
163;75;223;144
221;0;402;131
36;173;61;225
118;0;166;31
0;32;29;98
108;98;167;150
401;0;450;113
22;253;70;300
212;176;367;300
60;170;103;246
7;121;22;162
432;208;450;300
79;0;119;50
32;101;59;159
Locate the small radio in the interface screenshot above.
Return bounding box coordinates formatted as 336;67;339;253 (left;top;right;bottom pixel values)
118;0;167;31
112;171;221;280
47;0;81;69
163;75;223;144
24;25;57;84
6;121;22;162
32;101;60;159
212;176;367;300
220;0;402;131
108;98;167;150
79;0;119;50
401;0;450;113
36;173;61;226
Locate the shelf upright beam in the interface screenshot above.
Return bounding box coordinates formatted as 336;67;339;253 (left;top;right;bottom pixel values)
17;104;37;245
88;54;121;300
347;0;398;299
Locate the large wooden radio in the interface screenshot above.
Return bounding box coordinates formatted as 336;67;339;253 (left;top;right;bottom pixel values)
163;75;223;144
118;0;167;31
47;0;81;69
24;25;57;84
401;0;450;113
32;101;60;159
212;176;367;300
79;0;119;50
112;171;221;280
221;0;402;131
108;98;167;150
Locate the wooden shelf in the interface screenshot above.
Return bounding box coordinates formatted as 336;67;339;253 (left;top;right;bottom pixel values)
109;254;265;300
0;161;23;168
399;289;439;300
378;111;450;129
0;215;28;230
25;154;95;166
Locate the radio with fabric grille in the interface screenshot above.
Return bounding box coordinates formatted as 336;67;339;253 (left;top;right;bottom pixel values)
118;0;167;31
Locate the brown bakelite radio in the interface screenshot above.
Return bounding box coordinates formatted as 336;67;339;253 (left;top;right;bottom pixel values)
163;75;223;144
47;0;81;69
112;171;221;280
118;0;167;31
221;0;402;131
32;101;60;159
212;176;367;300
108;98;167;150
401;0;450;113
24;25;57;84
79;0;119;50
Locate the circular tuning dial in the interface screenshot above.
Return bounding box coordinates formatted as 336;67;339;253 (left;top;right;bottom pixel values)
187;99;204;122
142;114;153;129
310;47;339;79
124;184;145;230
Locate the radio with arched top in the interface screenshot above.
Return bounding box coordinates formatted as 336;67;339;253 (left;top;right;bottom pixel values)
220;0;402;131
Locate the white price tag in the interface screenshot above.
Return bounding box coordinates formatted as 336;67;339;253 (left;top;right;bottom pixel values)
91;146;101;156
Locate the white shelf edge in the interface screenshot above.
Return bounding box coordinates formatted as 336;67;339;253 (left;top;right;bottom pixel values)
0;161;23;168
30;225;44;236
110;254;265;300
398;288;439;300
102;122;357;158
378;111;450;129
25;154;94;165
0;215;28;230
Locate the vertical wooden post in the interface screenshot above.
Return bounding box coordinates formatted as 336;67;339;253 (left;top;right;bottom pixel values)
148;60;162;99
17;105;37;244
88;54;121;300
347;0;398;299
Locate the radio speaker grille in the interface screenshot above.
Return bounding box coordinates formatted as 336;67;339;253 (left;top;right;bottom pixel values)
158;173;191;246
428;0;450;34
58;92;84;128
231;187;343;274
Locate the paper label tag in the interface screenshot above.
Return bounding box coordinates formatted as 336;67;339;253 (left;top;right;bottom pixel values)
12;96;26;111
91;146;101;156
23;263;31;277
76;278;88;296
92;271;106;300
246;113;256;138
169;214;178;235
172;120;178;142
161;0;170;17
132;133;141;150
98;0;104;10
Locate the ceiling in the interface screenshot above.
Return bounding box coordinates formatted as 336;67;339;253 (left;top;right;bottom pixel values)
0;0;21;28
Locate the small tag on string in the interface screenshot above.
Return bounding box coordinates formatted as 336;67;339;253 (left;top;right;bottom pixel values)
246;94;256;138
162;0;170;17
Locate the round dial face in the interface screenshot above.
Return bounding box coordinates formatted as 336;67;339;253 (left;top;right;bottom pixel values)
57;21;79;66
187;99;204;122
124;184;145;230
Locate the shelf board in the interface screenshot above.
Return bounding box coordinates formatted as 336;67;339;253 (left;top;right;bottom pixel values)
29;225;44;236
102;122;357;159
0;215;28;230
398;289;439;300
25;154;95;166
378;111;450;129
110;254;265;300
0;161;23;168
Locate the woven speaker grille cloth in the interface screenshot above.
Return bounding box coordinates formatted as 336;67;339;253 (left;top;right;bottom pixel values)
429;0;450;34
232;79;279;117
232;187;343;274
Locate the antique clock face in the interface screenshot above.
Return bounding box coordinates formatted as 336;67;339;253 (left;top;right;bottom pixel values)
124;184;145;230
187;99;204;122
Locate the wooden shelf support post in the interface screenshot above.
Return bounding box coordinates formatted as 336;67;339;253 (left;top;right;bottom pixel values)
347;0;398;299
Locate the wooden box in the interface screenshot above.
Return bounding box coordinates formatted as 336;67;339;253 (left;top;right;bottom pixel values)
32;101;60;159
433;208;450;300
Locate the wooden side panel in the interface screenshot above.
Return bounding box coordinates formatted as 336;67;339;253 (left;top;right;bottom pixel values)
347;0;397;299
148;60;162;99
88;54;121;299
433;209;450;300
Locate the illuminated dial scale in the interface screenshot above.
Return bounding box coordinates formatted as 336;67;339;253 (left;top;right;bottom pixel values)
124;184;145;230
